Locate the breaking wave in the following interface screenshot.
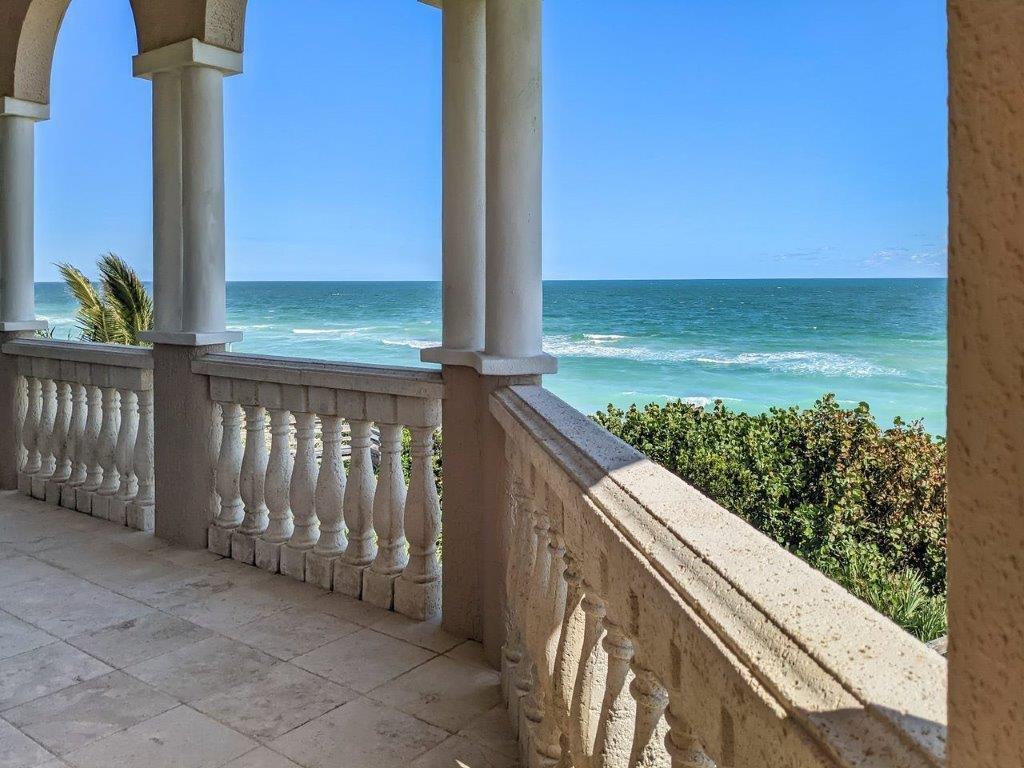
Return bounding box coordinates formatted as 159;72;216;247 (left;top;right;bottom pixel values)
543;335;897;377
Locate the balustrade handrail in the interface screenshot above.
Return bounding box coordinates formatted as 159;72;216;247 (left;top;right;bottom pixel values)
192;351;443;400
491;384;946;768
2;338;153;369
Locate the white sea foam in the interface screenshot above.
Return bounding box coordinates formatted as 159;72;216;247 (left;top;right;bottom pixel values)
585;333;626;342
380;338;435;349
542;335;898;377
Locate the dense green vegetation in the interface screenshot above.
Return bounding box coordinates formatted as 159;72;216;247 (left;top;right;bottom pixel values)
57;253;153;346
593;395;947;642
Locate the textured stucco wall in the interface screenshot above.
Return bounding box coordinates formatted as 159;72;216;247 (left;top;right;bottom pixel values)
948;1;1024;765
0;0;247;102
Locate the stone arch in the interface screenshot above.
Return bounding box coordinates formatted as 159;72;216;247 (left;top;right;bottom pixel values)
0;0;247;104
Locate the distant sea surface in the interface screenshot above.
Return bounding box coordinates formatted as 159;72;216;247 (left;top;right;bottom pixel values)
35;279;948;434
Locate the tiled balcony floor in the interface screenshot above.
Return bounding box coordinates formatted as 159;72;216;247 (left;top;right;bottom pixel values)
0;491;515;768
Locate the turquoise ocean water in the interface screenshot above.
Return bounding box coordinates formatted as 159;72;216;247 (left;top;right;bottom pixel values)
34;279;948;434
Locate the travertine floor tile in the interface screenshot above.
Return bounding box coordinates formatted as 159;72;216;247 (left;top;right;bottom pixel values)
66;613;212;669
220;747;301;767
0;611;55;660
310;591;393;626
192;662;356;741
62;705;255;768
371;613;462;654
0;555;63;590
0;717;55;767
291;628;433;693
269;697;447;768
116;565;242;610
4;670;177;755
125;636;277;702
223;607;359;660
1;573;151;639
445;640;492;670
458;705;519;760
410;734;516;768
370;655;501;732
167;586;290;632
0;643;111;710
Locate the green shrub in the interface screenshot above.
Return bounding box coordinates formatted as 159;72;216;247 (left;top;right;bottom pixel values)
593;395;947;642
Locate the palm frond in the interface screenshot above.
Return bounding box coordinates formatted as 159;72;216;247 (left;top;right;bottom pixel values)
56;262;107;342
97;253;153;346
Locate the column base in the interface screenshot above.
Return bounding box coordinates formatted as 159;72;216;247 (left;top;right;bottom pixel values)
92;494;119;521
139;330;241;346
363;569;400;610
230;531;258;564
255;539;284;572
76;488;95;515
395;576;442;621
30;475;49;500
333;560;368;599
208;524;234;556
305;551;339;590
128;501;154;532
280;545;310;581
59;484;79;509
108;498;130;525
44;480;64;506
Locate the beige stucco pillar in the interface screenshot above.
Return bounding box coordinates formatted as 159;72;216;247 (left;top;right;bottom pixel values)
133;40;242;547
948;1;1024;765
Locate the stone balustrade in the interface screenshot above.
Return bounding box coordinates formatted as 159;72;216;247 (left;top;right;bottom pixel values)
491;384;947;768
192;352;444;621
3;339;155;532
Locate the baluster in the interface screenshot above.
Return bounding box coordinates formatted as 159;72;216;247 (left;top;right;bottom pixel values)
503;442;530;703
364;423;408;608
60;383;88;509
510;457;542;737
210;402;244;555
77;385;103;514
335;419;376;598
282;411;319;579
109;389;139;525
664;703;715;768
233;405;269;563
553;552;586;725
129;388;155;531
307;414;347;589
532;527;568;768
255;408;294;572
518;476;552;766
44;381;72;504
595;621;637;768
20;376;41;495
628;667;670;768
32;377;57;498
570;585;609;768
394;426;441;619
14;374;27;475
93;387;121;518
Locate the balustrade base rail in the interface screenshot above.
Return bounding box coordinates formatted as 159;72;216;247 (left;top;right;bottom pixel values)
5;340;155;533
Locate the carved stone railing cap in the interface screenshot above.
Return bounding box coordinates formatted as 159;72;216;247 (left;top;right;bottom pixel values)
2;339;154;369
491;384;946;768
192;352;444;401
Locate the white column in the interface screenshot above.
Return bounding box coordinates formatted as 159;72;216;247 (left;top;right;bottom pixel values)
180;64;226;334
422;0;486;364
152;71;183;333
484;0;547;365
133;40;242;346
0;98;48;331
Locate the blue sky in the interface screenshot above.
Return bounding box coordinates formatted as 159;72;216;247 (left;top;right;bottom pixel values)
35;0;946;282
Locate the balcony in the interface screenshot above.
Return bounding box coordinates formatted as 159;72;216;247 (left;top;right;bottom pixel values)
0;339;946;768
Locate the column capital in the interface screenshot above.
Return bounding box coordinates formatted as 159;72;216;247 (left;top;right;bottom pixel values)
0;97;49;122
418;0;442;8
133;39;243;80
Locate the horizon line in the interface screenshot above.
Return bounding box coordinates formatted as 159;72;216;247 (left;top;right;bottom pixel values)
34;275;949;284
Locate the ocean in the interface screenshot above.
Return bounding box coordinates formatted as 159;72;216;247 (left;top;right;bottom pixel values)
34;278;948;435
